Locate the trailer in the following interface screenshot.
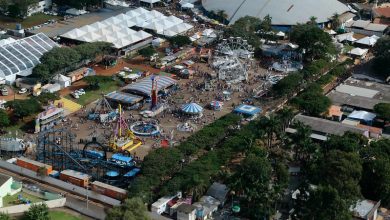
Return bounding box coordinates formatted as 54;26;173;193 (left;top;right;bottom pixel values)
91;181;127;201
41;83;61;93
60;169;90;187
16;157;52;175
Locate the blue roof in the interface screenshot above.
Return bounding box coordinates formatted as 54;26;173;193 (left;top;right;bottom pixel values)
111;153;133;163
122;75;177;97
105;91;143;104
181;103;203;114
124;168;141;177
234;104;261;116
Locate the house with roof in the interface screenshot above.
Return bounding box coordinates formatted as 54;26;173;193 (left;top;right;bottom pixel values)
373;4;390;25
0;173;20;207
351;200;380;220
345;19;388;36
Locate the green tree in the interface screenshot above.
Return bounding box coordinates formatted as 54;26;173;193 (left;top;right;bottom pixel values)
277;107;295;132
168;35;191;48
372;36;390;78
0;109;10;127
330;13;341;30
229;152;274;219
298;185;352;220
5;99;41;118
216;10;229;24
7;3;20;17
314;150;362;203
225;16;262;48
260;14;272;32
138;46;156;59
0;213;10;220
272;72;303;97
374;103;390;121
106;197;150;220
24;204;49;220
290;23;336;60
292;84;331;117
32;64;51;82
290;122;317;163
360;139;390;206
325;132;368;153
74;42;113;61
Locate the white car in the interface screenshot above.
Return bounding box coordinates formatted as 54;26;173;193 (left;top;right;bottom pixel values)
18;88;28;94
71;92;79;99
76;89;86;95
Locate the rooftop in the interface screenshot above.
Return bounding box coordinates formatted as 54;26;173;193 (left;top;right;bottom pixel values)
0;173;11;186
327;91;389;110
61;169;90;180
176;203;196;214
294;114;368;136
29;8;132;38
91;181;128;194
351;200;380;219
18;157;52;169
202;0;349;26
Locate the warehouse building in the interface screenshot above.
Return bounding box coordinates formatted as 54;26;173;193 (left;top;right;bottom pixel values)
201;0;350;30
0;33;59;84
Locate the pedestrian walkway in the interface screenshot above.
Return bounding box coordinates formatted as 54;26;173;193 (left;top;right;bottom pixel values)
55;97;82;116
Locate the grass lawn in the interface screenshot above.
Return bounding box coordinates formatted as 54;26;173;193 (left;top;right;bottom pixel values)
2;192;43;207
3;124;24;137
0;13;61;29
67;80;120;106
48;211;82;220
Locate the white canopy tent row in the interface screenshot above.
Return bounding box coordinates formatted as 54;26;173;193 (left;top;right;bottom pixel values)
60;7;194;50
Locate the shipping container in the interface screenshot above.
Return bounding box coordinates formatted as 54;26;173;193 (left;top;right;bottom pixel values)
16;157;52;175
91;181;127;201
60;169;90;187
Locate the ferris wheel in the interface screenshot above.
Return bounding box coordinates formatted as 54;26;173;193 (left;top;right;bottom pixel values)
213;37;254;83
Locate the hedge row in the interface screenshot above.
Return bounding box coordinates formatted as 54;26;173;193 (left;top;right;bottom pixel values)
128;113;241;201
158;120;260;199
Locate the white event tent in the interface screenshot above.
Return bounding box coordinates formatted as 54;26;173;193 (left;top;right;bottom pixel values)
61;7;193;50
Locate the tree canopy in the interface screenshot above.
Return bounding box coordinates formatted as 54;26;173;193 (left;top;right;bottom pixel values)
24;204;49;220
225;16;262;48
272;73;303;97
374;102;390;121
290;23;336;60
292;84;331;117
168;35;191;48
372;36;390;79
5;99;41;118
138;46;156;59
0;109;10;127
106;197;150;220
33;42;112;82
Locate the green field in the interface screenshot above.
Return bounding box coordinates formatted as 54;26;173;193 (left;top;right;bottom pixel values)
2;192;43;207
48;211;83;220
0;13;61;29
67;80;120;106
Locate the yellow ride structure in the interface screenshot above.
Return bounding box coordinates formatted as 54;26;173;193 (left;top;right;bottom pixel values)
109;105;142;152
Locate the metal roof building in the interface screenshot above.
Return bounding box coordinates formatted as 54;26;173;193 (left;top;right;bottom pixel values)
0;33;59;84
122;75;177;97
202;0;349;27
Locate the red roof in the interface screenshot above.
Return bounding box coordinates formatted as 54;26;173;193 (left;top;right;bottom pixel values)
374;7;390;18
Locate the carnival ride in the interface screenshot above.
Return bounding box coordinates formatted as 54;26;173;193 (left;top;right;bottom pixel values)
151;75;159;110
36;129;140;186
88;95;117;122
109;104;142;153
213;37;254;83
130;120;160;136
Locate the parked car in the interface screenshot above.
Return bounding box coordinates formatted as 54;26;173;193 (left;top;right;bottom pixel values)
77;89;86;95
71;92;79;99
1;87;8;96
18;88;27;94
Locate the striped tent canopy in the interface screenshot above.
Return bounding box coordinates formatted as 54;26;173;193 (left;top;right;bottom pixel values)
105;92;143;104
181;103;203;114
122;75;177;97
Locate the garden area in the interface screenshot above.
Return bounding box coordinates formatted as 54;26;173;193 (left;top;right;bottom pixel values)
66;76;120;106
48;210;83;220
2;192;43;207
